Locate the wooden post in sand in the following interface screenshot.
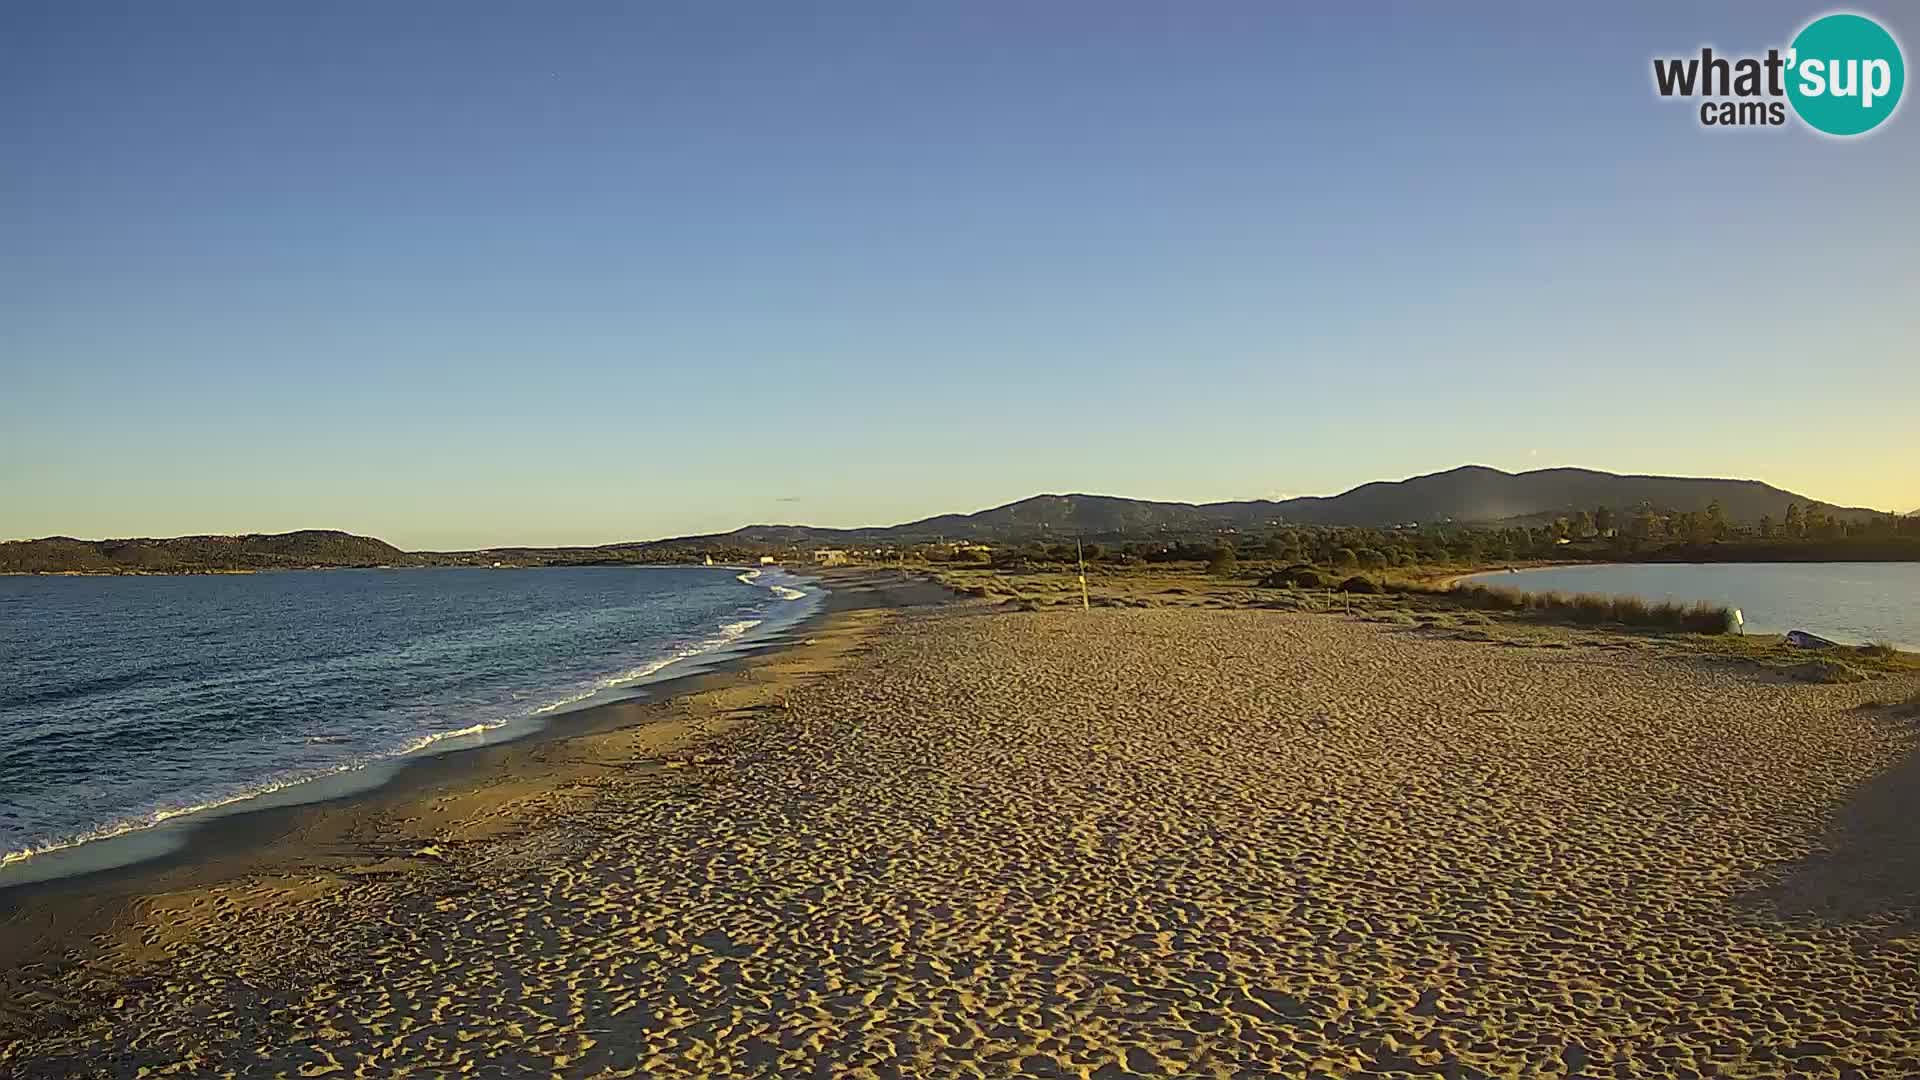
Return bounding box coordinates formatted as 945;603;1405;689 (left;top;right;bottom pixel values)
1077;540;1090;611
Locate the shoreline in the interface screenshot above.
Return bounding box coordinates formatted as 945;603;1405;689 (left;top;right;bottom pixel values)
1431;560;1608;589
0;563;821;886
5;590;1916;1075
0;567;951;977
1440;561;1920;649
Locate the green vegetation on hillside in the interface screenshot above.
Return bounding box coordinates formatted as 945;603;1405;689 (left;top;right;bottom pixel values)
926;505;1920;573
0;531;418;574
8;477;1914;575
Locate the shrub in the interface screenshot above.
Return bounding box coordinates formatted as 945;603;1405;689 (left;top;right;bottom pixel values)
1260;564;1328;589
1859;641;1902;659
1337;575;1381;594
1207;544;1238;577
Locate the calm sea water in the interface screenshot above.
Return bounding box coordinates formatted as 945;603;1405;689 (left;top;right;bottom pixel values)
1463;562;1919;648
0;566;822;877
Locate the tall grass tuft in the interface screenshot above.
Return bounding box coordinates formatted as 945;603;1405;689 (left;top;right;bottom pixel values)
1434;583;1734;633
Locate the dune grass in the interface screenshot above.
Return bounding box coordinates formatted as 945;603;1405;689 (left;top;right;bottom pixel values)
1420;582;1737;634
935;564;1912;660
1786;658;1867;684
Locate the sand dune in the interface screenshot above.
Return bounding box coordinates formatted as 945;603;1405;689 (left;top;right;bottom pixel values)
5;603;1919;1078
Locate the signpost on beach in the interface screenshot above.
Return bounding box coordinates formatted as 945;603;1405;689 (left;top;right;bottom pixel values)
1077;540;1090;611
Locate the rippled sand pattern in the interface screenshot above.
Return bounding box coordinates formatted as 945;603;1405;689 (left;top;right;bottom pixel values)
7;606;1920;1078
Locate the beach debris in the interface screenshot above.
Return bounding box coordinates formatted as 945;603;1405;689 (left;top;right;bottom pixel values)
1785;629;1840;649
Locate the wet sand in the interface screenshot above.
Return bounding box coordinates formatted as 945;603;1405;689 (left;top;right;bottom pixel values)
5;590;1919;1077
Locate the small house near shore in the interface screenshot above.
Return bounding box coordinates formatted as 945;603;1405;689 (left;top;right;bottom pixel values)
812;549;850;567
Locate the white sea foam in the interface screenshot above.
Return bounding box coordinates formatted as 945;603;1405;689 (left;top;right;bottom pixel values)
529;617;765;715
1;762;362;870
734;565;816;603
5;712;522;871
398;722;495;755
3;569;824;875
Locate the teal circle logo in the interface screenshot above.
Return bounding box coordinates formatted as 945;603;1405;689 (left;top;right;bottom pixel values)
1787;13;1905;136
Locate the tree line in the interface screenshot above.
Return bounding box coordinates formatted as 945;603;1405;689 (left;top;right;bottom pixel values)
944;500;1919;571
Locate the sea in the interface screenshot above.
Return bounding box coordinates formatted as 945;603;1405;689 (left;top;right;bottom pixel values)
0;565;823;884
1461;561;1919;649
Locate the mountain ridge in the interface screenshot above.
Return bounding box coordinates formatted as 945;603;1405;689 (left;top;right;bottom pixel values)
1;465;1889;572
696;465;1878;546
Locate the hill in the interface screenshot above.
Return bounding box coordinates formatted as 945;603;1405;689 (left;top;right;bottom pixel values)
3;466;1886;572
0;531;418;574
1261;465;1862;528
700;465;1873;545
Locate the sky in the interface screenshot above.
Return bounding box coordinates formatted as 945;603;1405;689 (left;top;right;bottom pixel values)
4;2;1915;549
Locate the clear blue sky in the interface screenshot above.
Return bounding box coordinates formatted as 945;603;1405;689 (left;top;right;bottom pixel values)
5;2;1915;548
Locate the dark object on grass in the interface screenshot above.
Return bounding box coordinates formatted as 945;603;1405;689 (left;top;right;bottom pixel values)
1785;630;1839;649
1258;564;1328;590
1336;575;1381;594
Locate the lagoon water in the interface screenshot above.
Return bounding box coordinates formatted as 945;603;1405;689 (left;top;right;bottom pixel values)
1462;562;1919;649
0;566;822;874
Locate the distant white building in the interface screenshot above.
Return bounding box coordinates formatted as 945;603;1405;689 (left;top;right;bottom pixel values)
813;549;850;566
759;555;777;565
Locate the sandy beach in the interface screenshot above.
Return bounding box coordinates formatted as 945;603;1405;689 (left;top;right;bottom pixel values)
5;579;1919;1078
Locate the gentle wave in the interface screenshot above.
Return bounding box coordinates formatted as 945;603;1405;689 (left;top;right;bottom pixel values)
0;569;823;875
1;760;362;869
398;722;493;755
529;617;764;715
736;566;810;602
